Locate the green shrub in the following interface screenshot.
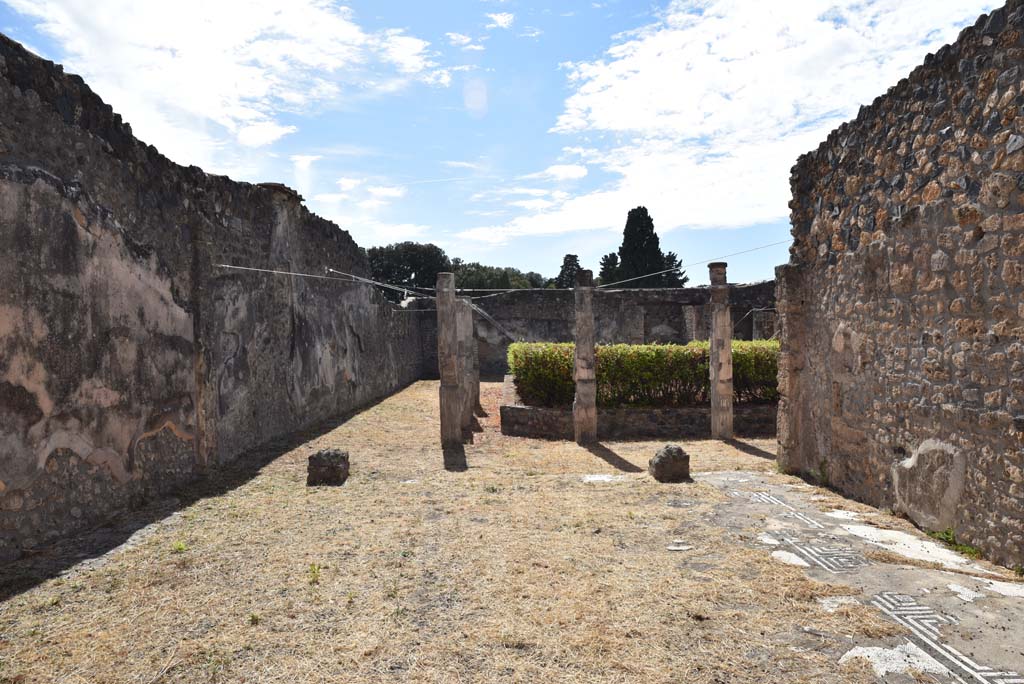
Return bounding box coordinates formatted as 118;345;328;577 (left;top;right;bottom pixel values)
507;342;576;407
507;340;779;408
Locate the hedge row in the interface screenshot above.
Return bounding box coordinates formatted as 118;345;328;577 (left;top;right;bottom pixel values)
507;340;779;408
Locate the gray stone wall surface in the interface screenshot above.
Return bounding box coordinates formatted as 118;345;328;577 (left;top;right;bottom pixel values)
473;282;776;376
0;35;431;560
778;1;1024;567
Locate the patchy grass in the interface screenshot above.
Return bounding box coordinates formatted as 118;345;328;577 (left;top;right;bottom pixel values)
928;527;982;559
0;381;898;683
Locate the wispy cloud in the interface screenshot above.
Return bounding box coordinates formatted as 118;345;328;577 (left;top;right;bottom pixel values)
3;0;451;175
523;164;588;182
485;12;515;29
443;160;483;170
445;31;486;52
462;0;998;245
367;185;408;199
445;32;473;46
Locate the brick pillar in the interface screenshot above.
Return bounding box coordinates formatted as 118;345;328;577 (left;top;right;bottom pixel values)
709;262;734;439
436;273;462;450
573;269;598;445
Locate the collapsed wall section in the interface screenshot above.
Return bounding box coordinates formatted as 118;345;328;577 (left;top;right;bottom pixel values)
778;2;1024;567
473;282;776;376
0;35;430;560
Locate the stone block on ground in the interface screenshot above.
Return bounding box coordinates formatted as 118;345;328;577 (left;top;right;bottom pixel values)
649;445;691;483
307;449;350;486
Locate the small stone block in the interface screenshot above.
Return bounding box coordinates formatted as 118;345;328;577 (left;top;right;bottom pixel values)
306;449;350;486
649;444;691;483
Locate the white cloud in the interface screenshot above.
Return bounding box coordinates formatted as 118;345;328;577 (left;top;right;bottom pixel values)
358;198;389;211
446;32;473;46
367;185;408;199
462;0;998;245
485;12;515;29
464;44;486;52
379;29;435;74
511;198;555;211
519;27;543;39
237;121;298;147
445;31;485;52
4;0;450;174
336;177;365;191
318;207;430;244
443;160;483;170
524;164;588;181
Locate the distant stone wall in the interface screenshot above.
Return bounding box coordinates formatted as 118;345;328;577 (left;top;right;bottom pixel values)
778;2;1024;567
0;35;432;559
473;282;776;376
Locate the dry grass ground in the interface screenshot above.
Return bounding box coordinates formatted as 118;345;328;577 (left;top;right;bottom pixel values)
0;381;900;683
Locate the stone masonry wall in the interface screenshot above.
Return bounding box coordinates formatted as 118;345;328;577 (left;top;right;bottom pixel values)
474;282;775;376
0;35;431;560
778;2;1024;567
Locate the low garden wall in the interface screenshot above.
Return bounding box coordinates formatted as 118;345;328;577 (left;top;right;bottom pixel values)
499;340;779;440
500;377;776;440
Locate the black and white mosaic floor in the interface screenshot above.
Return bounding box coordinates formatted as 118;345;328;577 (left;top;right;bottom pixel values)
701;472;1024;683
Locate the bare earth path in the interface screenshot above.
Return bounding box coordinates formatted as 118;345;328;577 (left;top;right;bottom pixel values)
1;381;1021;683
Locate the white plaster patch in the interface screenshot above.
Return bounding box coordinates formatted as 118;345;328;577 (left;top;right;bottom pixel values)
839;641;950;678
666;544;694;552
980;578;1024;598
947;583;984;602
771;550;810;567
842;524;992;573
817;596;859;613
892;439;965;532
581;474;624;483
758;533;780;546
400;479;418;484
825;510;861;520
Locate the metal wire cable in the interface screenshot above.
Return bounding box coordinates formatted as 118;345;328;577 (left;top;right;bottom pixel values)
216;264;357;282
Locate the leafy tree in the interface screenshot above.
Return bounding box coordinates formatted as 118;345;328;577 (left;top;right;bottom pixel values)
598;253;620;284
366;242;553;300
524;271;546;289
452;259;545;291
554;254;583;288
614;207;687;287
367;242;451;301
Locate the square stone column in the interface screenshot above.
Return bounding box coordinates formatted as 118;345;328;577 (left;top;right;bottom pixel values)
436;273;462;450
709;262;734;439
573;270;598;445
456;297;475;430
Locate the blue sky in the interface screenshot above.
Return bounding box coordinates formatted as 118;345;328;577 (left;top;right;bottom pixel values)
0;0;1000;284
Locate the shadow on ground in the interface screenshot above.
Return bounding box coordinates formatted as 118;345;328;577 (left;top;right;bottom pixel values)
724;439;776;460
585;443;644;473
0;393;398;604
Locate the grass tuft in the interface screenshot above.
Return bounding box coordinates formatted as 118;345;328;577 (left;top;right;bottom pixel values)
928;528;982;559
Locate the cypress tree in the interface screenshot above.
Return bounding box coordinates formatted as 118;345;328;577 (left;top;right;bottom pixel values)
614;207;686;287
